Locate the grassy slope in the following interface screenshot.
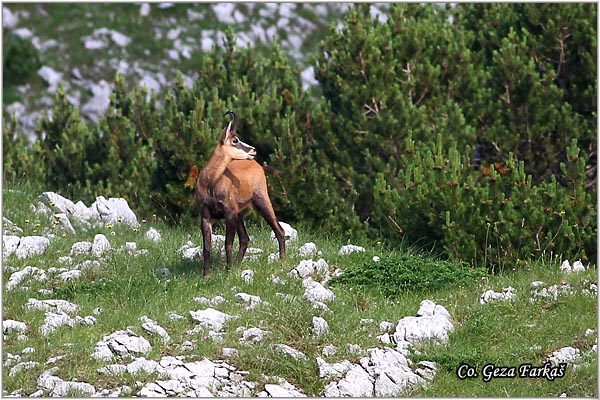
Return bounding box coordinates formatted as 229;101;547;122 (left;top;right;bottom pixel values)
2;181;597;397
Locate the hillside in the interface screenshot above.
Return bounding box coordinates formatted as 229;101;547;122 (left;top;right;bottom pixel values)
3;2;390;138
2;182;597;397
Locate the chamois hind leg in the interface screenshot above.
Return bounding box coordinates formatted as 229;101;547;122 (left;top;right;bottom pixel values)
224;213;239;270
200;209;213;278
254;197;286;260
236;215;250;264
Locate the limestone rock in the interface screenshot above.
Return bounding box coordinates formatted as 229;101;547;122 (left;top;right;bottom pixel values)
290;258;329;279
338;244;365;255
15;236;50;259
274;344;307;360
480;286;516;304
92;233;111;257
6;266;47;291
394;300;453;345
3;235;21;258
303;277;336;303
312;316;329;339
189;308;233;331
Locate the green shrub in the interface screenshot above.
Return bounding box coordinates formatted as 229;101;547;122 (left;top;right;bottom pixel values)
329;253;487;296
373;134;596;270
3;30;42;86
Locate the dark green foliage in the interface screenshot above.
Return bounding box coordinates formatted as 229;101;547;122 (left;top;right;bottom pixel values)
329;253;487;296
3;30;42;102
373;134;596;270
3;4;596;270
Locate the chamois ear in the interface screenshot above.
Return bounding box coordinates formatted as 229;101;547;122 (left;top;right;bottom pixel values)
220;110;237;144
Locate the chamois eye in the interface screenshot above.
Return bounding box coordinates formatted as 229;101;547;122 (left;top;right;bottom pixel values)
232;138;239;144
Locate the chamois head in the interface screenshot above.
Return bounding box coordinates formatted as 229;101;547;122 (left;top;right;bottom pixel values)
219;110;256;160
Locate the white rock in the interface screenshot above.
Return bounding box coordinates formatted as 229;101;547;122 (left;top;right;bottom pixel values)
322;344;337;357
298;242;318;257
71;241;93;255
189;308;233;331
346;343;364;356
56;269;81;281
301;66;319;91
81;80;112;122
110;30;131;47
15;236;50;259
290;258;329;278
3;320;28;335
40;312;96;335
90;195;140;227
239;327;271;344
26;298;80;314
234;292;265;311
9;361;40;378
380;321;395;333
3;235;21;258
560;260;572;272
241;269;254;284
126;357;159;375
194;295;226;307
53;213;76;234
546;347;581;365
325;364;374;397
91;341;114;362
3;7;18;29
50;381;96;397
274;344;307;360
394;300;453;345
480;286;516;304
182;245;202;260
316;357;352;379
37;369;63;390
362;347;420;395
415;360;438;381
272;221;297;244
97;364;127;375
312;316;329;339
6;266;47;291
38;66;63;93
92;233;111;257
140;316;171;343
140;2;150;16
222;347;238;357
572;260;586;272
261;382;306;397
338;244;365;255
303;277;336;303
145;227;162;243
98;329;152;360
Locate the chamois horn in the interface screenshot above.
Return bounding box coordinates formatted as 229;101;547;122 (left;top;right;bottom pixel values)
224;110;237;133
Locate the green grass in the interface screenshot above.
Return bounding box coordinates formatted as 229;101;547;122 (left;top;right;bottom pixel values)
2;180;597;397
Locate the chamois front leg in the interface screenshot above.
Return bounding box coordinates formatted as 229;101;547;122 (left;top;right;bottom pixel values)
224;213;239;269
200;209;213;278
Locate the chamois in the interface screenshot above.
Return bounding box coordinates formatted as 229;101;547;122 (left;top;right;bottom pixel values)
195;110;286;278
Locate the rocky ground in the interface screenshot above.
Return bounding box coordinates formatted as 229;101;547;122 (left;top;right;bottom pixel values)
3;191;597;397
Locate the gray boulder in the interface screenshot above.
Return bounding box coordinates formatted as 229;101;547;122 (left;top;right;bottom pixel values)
394;300;454;345
90;195;140;228
6;266;47;291
3;235;21;258
189;308;233;331
15;236;50;259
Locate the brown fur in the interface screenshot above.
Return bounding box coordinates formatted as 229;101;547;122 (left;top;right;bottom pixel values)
195;112;286;278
